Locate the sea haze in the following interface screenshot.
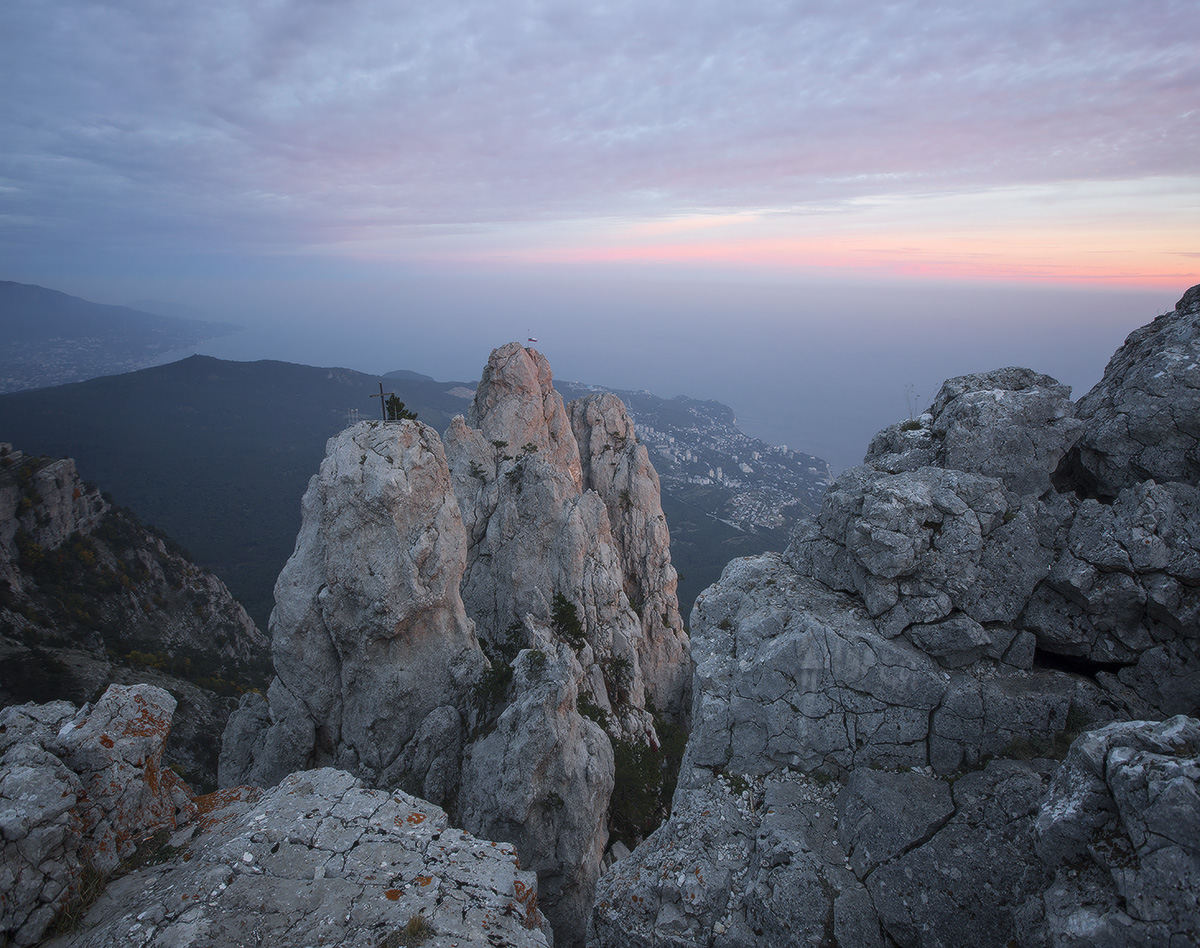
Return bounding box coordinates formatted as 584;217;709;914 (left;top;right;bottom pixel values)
153;267;1170;473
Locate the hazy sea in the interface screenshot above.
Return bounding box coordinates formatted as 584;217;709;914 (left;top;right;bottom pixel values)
154;271;1172;474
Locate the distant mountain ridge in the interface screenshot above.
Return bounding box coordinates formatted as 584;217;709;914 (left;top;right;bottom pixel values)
0;354;826;627
0;355;479;627
0;280;239;393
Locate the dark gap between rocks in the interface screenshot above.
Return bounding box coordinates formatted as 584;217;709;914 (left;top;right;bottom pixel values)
1033;648;1133;679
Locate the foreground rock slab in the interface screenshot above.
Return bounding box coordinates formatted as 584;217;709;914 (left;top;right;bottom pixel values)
591;721;1200;948
1;685;195;946
41;768;550;948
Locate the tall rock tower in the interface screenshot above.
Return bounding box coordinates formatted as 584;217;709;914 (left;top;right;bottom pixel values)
221;343;691;947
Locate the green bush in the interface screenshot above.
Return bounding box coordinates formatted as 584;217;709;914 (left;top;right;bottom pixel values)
609;703;688;848
551;592;586;650
385;395;418;421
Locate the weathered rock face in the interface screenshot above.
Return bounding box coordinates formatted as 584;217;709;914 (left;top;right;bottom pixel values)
1033;716;1200;948
592;286;1200;947
570;393;691;721
444;344;689;728
866;367;1083;497
3;690;550;948
0;449;108;563
0;685;195;946
220;420;485;793
459;644;615;944
0;445;266;672
592;716;1200;948
787;290;1200;716
591;755;1067;948
681;552;1101;779
42;769;550;948
1066;284;1200;498
1020;480;1200;714
222;344;691;948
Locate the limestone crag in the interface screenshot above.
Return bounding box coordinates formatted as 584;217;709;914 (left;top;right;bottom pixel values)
220;420;484;794
1;685;195;946
0;450;108;565
591;286;1200;946
570;393;690;721
0;445;266;671
1066;284;1200;498
223;343;691;948
458;644;615;943
445;344;688;731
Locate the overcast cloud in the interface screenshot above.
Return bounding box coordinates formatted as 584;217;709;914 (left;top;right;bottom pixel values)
3;0;1197;260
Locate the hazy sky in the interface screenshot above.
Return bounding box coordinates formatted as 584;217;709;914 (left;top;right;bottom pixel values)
3;0;1197;470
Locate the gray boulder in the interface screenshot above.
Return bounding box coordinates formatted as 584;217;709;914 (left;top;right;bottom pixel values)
789;465;1056;646
1067;285;1200;498
867;367;1083;498
1;685;195;946
1032;716;1200;948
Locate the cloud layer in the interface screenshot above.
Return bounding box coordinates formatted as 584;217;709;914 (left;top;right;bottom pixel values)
2;0;1197;275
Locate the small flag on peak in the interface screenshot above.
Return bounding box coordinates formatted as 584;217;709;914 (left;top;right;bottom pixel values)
527;337;538;343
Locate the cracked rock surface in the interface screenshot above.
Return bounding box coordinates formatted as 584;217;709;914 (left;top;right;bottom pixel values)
592;286;1200;946
1;685;195;946
1067;284;1200;498
1032;716;1200;948
41;768;550;948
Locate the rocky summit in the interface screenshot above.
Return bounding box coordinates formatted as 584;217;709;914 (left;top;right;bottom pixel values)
221;341;690;946
591;285;1200;947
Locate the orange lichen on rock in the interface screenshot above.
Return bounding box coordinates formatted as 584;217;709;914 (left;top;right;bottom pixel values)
512;879;543;930
193;785;262;835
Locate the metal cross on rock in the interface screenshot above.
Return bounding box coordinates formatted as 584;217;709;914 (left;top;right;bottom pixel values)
370;382;395;421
